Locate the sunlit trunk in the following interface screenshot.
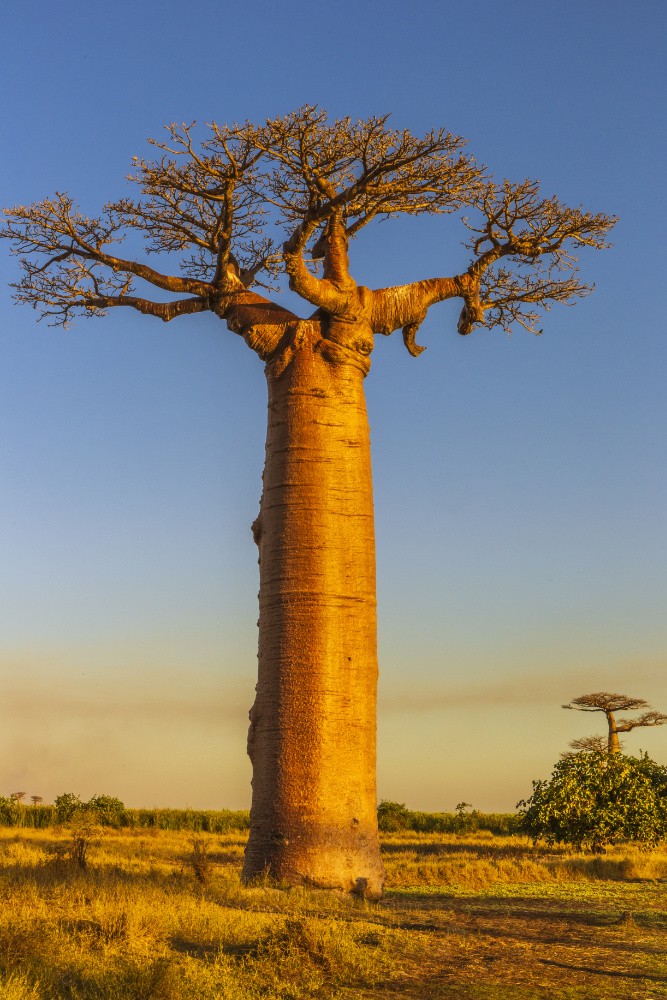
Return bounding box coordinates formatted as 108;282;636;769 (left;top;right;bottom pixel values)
242;323;385;897
607;722;621;753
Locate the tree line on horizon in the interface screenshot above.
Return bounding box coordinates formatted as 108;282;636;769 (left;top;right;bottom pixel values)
0;794;520;835
4;691;665;848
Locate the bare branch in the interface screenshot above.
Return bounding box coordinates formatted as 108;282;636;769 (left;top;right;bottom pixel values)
1;193;213;313
458;180;617;336
568;735;610;753
85;295;211;323
2;108;615;354
369;275;469;354
563;693;651;713
254;106;482;242
616;711;667;733
282;208;355;315
219;280;298;360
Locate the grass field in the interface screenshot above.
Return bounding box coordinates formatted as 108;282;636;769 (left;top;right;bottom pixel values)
1;825;666;999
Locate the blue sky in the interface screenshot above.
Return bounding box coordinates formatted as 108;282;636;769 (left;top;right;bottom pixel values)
1;0;665;810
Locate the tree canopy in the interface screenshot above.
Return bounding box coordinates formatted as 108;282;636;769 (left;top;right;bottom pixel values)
2;106;616;357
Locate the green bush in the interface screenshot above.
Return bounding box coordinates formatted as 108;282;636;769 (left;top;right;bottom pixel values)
54;792;84;823
377;801;412;831
54;793;126;826
86;795;126;826
518;751;667;852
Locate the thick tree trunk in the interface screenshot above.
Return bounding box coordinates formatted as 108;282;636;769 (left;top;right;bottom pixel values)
242;321;385;897
607;717;621;753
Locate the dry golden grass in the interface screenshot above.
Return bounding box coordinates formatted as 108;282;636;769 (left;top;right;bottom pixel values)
1;826;666;998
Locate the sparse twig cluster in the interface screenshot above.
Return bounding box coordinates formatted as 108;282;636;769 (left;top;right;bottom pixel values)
462;180;615;334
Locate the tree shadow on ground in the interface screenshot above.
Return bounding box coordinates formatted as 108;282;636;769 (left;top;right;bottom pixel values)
176;849;244;866
380;840;548;858
538;958;667;983
381;890;667;963
0;858;241;897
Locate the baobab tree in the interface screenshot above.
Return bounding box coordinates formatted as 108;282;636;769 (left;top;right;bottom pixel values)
563;692;667;754
2;107;616;897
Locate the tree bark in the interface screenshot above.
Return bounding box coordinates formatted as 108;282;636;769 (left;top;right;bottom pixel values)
607;714;621;753
242;319;385;898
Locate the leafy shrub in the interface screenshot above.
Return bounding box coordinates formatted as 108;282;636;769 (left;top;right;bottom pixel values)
377;801;412;832
54;793;84;823
54;793;126;826
518;751;667;852
86;795;126;827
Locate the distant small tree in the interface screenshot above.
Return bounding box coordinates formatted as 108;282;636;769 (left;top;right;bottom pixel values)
563;692;667;754
10;792;26;803
518;751;667;852
30;795;43;806
454;801;475;833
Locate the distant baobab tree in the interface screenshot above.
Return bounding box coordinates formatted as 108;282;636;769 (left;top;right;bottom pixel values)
563;692;667;754
1;107;616;897
31;795;43;807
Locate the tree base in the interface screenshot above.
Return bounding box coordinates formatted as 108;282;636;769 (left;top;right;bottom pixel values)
242;833;385;900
